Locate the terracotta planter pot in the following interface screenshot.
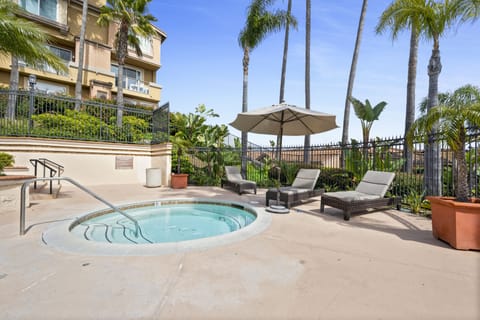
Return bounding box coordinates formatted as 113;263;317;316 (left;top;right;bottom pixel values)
427;196;480;250
170;173;188;189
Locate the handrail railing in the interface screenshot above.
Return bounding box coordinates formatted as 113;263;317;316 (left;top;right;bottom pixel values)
29;158;64;194
20;177;140;236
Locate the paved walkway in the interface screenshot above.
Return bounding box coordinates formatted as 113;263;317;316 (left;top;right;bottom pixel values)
0;184;478;319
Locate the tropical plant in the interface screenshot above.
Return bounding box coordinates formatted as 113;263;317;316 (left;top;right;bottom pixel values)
376;0;422;174
406;84;480;202
349;96;387;151
170;105;220;174
97;0;157;127
404;188;427;214
0;152;14;175
0;0;67;120
341;0;368;148
238;0;296;176
75;0;89;110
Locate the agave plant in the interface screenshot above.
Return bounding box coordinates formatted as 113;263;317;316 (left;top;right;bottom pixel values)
406;84;480;202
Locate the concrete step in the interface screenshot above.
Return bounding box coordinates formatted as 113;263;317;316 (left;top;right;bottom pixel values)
30;183;62;200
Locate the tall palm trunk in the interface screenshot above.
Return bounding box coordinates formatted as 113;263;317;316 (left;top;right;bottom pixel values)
115;21;129;128
303;0;311;164
403;27;419;173
455;129;468;202
341;0;368;146
7;56;19;119
425;45;442;196
241;47;250;177
279;0;292;104
74;0;89;111
278;0;292;160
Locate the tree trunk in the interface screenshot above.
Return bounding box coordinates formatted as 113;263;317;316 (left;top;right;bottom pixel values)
279;0;292;104
341;0;368;146
278;0;292;162
74;0;89;111
455;130;469;201
425;48;442;196
7;56;19;120
403;28;418;173
241;47;249;177
115;22;129;128
304;0;311;164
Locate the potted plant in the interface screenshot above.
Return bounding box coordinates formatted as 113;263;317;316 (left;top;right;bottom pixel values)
407;84;480;250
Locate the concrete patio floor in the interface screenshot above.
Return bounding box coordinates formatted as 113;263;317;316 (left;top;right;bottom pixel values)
0;184;478;319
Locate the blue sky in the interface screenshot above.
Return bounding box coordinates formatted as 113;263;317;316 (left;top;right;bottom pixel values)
151;0;479;146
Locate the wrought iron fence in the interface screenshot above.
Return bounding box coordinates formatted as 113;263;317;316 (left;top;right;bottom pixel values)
184;132;480;199
0;89;169;144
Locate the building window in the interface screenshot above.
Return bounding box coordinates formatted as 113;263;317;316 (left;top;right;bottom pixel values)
128;36;153;56
35;80;66;95
111;65;142;89
49;45;72;63
20;0;57;21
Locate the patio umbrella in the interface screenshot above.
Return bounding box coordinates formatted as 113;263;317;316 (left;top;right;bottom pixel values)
230;102;338;160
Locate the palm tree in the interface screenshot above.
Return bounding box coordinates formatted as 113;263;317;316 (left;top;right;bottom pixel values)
407;85;480;202
0;0;67;119
376;0;422;174
304;0;311;163
390;0;478;196
97;0;157;127
349;97;388;152
74;0;90;111
238;0;296;176
341;0;368;149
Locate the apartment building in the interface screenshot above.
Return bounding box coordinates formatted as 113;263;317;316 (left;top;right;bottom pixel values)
0;0;167;108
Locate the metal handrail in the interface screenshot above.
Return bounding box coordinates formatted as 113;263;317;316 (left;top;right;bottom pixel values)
29;158;64;193
20;177;140;236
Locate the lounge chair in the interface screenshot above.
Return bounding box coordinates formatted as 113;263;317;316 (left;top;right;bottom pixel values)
266;168;322;208
320;170;401;221
221;166;257;194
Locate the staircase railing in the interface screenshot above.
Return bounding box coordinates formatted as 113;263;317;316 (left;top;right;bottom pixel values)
20;177;140;236
29;158;64;194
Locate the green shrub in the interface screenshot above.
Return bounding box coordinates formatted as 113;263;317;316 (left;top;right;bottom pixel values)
0;152;14;174
317;168;355;191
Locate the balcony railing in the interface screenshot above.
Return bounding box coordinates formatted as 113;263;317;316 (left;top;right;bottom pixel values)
125;78;150;95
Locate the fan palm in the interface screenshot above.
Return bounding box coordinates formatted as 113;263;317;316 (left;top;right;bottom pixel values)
238;0;296;175
97;0;157;127
406;85;480;202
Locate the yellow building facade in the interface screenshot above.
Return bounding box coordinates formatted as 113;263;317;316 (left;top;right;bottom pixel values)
0;0;167;108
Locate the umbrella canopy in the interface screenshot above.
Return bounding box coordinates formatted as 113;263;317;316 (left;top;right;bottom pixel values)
230;102;338;158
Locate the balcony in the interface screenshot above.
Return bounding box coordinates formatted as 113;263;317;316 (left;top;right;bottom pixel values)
125;79;149;95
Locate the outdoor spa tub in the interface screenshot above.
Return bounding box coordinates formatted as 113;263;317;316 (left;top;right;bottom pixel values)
42;198;271;256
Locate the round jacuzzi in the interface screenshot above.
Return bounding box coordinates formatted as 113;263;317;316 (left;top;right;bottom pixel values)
43;199;271;256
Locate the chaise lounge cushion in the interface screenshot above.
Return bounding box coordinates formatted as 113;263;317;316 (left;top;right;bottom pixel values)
320;170;398;220
266;168;322;208
221;166;257;195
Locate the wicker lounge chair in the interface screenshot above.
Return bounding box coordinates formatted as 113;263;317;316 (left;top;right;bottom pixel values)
320;170;401;221
266;168;322;208
221;166;257;194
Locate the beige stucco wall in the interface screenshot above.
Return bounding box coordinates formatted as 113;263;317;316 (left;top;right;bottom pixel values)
0;138;172;187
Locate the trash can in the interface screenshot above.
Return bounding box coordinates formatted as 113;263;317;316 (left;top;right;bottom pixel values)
146;168;162;187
